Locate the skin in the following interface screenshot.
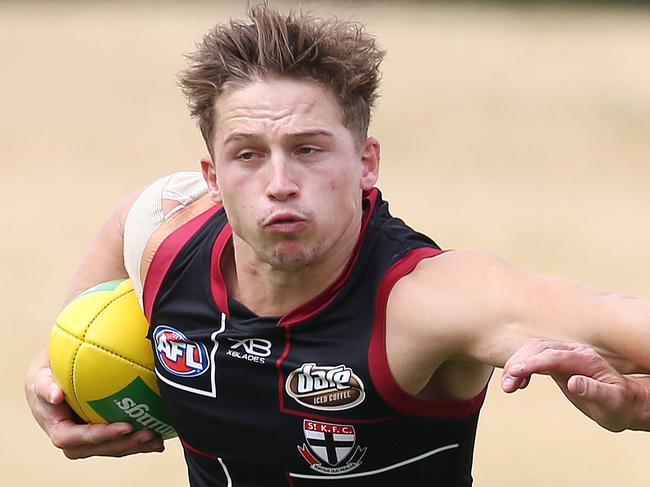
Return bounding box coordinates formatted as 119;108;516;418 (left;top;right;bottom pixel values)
25;76;650;460
501;338;650;432
24;190;164;458
201;78;380;315
388;251;650;400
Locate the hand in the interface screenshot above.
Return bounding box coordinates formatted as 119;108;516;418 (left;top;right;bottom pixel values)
25;348;165;459
501;338;644;432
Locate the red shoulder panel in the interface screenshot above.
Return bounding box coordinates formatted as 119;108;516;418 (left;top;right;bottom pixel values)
142;205;222;322
368;248;488;418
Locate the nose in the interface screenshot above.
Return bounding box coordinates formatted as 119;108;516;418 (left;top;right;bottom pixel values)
265;157;299;202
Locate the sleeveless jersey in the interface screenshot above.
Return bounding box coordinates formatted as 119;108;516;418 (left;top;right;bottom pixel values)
143;188;486;486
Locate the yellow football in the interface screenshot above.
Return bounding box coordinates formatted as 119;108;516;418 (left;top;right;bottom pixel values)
49;278;176;439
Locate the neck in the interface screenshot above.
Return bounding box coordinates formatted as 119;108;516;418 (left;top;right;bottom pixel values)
224;215;362;317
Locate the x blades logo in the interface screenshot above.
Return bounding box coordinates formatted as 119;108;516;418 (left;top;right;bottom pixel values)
226;337;272;364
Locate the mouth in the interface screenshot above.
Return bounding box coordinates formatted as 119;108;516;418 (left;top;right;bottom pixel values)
262;213;308;233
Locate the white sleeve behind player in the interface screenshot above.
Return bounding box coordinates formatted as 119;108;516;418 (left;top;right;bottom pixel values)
123;171;208;306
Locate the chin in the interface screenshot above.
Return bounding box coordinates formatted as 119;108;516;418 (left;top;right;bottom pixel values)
264;245;320;271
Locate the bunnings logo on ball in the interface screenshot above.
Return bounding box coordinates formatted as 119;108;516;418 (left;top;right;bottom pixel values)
88;376;176;439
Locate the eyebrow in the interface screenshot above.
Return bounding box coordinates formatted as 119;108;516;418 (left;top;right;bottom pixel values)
223;132;258;145
285;130;335;139
223;130;335;146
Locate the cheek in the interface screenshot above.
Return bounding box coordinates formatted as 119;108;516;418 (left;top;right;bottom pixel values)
320;179;359;224
325;164;361;194
220;189;250;230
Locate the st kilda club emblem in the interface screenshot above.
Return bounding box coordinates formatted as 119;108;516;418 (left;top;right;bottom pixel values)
298;420;367;474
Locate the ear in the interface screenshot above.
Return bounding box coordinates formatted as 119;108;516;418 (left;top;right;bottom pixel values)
359;137;380;190
200;155;222;203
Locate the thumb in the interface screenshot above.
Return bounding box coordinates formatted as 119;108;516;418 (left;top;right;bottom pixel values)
47;384;65;405
35;370;65;405
565;374;631;432
566;375;617;407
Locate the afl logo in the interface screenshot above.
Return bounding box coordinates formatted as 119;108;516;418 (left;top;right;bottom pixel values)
286;363;365;411
153;326;209;377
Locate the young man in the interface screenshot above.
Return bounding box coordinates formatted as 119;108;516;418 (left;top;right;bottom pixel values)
25;4;650;486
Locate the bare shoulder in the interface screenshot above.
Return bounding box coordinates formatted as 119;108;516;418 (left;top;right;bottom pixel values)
137;194;215;285
384;250;508;397
387;249;524;336
401;248;520;284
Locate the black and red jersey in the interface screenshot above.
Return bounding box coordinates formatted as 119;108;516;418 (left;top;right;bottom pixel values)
143;188;486;486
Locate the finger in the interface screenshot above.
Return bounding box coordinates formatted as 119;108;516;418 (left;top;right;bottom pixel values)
139;437;165;453
501;343;594;393
29;390;80;435
33;370;65;405
518;375;530;390
505;347;608;379
567;375;623;408
504;338;581;371
63;430;164;459
50;420;134;450
501;368;529;393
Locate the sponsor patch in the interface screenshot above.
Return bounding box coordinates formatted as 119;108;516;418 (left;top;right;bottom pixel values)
286;363;365;411
226;337;272;364
153;325;209;377
152;316;226;398
298;420;366;474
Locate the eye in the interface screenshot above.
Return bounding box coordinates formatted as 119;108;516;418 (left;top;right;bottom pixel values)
237;151;260;161
297;146;319;156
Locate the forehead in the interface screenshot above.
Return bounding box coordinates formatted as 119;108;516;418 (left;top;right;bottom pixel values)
213;78;346;139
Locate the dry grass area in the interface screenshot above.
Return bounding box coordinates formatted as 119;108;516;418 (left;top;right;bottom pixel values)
2;1;649;485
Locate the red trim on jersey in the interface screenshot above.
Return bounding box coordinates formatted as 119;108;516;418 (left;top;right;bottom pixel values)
278;188;379;327
210;224;234;316
276;327;293;411
143;205;222;322
180;437;220;462
273;188;402;423
205;189;380;326
368;247;488;418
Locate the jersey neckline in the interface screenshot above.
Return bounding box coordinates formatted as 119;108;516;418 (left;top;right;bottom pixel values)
209;188;380;327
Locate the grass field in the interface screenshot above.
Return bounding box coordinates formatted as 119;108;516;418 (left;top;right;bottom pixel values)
2;1;650;485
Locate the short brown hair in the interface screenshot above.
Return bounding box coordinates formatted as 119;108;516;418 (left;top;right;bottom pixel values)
179;2;385;156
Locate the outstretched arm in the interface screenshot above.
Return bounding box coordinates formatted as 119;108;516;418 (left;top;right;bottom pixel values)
398;250;650;372
388;249;650;414
501;338;650;432
24;189;164;458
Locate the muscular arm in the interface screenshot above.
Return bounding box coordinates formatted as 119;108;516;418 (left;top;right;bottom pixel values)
406;250;650;369
63;191;138;301
26;171;209;458
387;249;650;405
25;189;164;458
